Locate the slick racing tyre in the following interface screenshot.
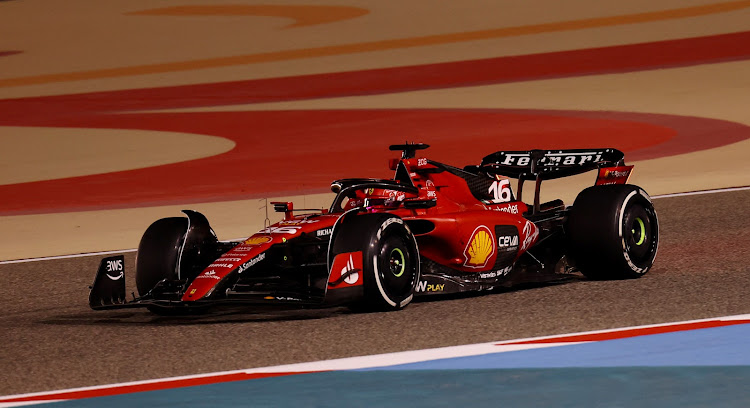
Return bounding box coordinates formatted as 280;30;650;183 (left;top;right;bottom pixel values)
332;214;420;311
135;217;187;296
566;184;659;279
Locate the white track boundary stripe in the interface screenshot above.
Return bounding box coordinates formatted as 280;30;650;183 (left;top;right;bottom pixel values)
0;249;137;265
1;313;749;406
0;238;247;265
1;185;748;266
650;185;750;199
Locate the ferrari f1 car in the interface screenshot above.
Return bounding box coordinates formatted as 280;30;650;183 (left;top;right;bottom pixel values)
90;144;658;313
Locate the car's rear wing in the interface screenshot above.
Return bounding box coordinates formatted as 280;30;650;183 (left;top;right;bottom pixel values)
479;148;625;180
476;148;632;214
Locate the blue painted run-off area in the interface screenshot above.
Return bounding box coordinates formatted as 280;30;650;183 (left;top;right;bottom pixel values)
366;323;750;369
46;324;750;408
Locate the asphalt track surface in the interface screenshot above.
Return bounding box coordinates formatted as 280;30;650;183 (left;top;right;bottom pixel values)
1;189;749;396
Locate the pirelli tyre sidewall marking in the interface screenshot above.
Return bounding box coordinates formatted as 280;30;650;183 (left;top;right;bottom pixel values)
372;217;419;308
619;189;658;274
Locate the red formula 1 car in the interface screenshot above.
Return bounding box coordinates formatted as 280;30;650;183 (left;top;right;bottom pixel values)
90;144;659;313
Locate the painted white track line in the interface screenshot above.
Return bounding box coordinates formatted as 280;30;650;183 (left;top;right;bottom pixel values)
0;248;138;265
650;185;750;199
1;185;748;266
0;239;247;265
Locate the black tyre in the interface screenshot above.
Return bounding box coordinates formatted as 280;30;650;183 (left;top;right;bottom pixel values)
566;184;659;279
135;217;187;296
332;214;420;311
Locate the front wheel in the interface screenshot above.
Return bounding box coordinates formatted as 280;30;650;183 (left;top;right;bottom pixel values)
135;217;187;296
332;214;420;311
566;184;659;279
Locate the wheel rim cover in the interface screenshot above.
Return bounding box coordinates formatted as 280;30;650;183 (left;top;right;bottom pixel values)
390;248;405;277
633;217;646;246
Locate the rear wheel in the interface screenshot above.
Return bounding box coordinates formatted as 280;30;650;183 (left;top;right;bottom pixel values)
332;214;420;311
566;184;659;279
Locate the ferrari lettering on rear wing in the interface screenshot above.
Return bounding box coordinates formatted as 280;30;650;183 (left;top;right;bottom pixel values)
479;148;625;180
477;148;628;214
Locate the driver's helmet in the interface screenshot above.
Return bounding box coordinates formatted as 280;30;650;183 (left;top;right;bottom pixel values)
343;188;406;210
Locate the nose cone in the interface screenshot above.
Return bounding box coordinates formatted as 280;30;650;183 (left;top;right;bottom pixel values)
182;267;229;301
181;245;267;301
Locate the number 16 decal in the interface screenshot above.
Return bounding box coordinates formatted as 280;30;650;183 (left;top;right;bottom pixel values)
488;179;512;203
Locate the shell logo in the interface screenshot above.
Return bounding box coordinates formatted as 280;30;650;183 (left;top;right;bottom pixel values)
463;225;495;268
245;236;273;245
